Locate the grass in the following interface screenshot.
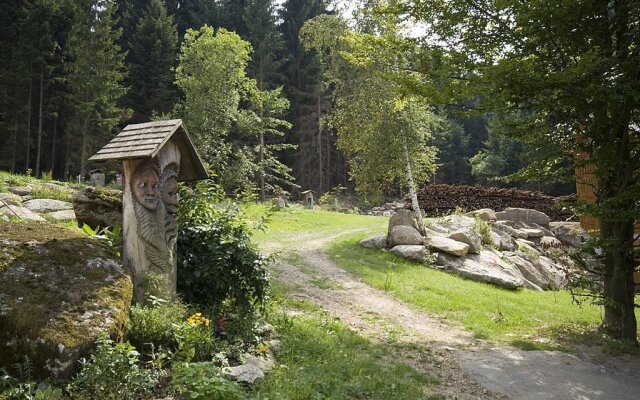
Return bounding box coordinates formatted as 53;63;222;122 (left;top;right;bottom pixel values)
325;233;614;349
250;287;442;400
244;204;386;249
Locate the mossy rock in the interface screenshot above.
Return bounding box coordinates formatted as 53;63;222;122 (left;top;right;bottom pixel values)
72;187;123;229
0;221;132;379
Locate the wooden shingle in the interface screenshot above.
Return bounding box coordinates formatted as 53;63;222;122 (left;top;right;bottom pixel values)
89;119;208;181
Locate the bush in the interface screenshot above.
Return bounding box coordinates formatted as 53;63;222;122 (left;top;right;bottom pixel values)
177;180;270;313
68;336;158;400
127;300;187;354
171;362;243;400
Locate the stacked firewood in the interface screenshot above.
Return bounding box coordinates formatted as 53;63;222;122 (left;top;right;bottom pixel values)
409;184;576;221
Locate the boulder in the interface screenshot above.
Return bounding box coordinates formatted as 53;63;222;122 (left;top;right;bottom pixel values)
534;256;567;289
520;228;544;238
359;234;388;249
549;221;587;248
493;222;521;238
388;225;423;247
449;228;482;254
491;228;517;251
437;252;524;290
0;222;132;379
516;239;540;258
72;187;123;229
8;186;32;196
388;209;419;233
0;205;46;222
226;354;274;385
464;208;497;221
390;245;428;262
23;199;73;213
0;193;22;207
425;236;469;257
540;236;562;249
437;215;476;232
506;254;549;290
46;209;77;221
495;207;551;226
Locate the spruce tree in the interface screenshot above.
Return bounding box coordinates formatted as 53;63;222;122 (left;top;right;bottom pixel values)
127;0;178;122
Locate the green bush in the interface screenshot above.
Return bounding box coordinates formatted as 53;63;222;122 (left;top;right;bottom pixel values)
171;362;243;400
177;180;270;313
127;300;187;354
68;336;158;400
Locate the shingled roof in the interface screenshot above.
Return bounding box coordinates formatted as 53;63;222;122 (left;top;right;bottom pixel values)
89;119;208;181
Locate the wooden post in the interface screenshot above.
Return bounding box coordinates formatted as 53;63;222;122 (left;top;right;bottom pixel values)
123;141;181;302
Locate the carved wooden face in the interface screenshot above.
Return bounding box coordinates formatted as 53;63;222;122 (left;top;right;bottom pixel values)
132;165;160;210
162;175;178;214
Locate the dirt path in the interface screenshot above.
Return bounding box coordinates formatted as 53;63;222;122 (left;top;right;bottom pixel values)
267;232;640;400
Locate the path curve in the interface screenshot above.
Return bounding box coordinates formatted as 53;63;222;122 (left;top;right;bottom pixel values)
267;232;640;400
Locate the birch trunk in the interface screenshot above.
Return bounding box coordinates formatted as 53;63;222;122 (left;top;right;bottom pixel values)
402;131;425;234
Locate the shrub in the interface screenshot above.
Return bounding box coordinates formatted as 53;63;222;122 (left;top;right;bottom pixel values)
127;300;187;354
171;362;243;400
177;179;270;313
68;336;158;400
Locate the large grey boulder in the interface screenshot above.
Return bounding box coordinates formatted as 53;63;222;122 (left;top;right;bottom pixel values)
493;222;521;238
437;215;476;232
506;254;549;290
534;256;567;289
449;228;482;254
0;205;46;222
359;234;388;249
226;354;274;385
0;222;132;379
390;245;428;262
0;193;22;207
425;236;469;257
388;225;423;247
8;186;32;196
496;208;551;226
388;209;419;233
437;251;524;290
464;208;497;221
46;209;77;221
23;199;72;213
520;228;544;238
491;228;517;251
72;187;123;229
549;221;587;248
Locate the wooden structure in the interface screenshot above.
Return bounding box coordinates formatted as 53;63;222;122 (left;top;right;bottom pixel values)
89;119;208;301
301;190;316;209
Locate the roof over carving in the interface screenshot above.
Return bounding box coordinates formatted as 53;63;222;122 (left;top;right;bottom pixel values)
89;119;208;181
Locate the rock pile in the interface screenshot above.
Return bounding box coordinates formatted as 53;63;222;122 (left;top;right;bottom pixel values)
366;201;406;217
0;183;76;222
360;208;590;291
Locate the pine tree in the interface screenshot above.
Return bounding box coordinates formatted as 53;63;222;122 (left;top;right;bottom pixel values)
243;0;283;90
127;0;178;122
66;0;129;177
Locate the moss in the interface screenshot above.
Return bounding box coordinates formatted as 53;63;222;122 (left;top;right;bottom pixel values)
0;221;132;378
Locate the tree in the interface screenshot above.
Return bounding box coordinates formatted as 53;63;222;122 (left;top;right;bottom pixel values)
127;0;178;122
66;0;129;177
175;26;251;178
385;0;640;341
302;15;438;223
243;0;284;90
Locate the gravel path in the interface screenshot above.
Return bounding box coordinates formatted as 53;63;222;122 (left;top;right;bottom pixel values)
266;232;640;400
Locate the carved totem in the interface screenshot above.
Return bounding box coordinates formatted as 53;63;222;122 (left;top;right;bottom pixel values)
123;141;181;301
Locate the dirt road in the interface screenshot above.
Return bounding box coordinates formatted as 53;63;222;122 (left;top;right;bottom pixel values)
267;233;640;400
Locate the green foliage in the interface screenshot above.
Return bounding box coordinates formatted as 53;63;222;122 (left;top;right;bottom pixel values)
171;362;244;400
81;223;122;257
0;358;62;400
472;217;494;248
127;300;187;354
29;186;72;202
67;336;158;400
177;179;270;312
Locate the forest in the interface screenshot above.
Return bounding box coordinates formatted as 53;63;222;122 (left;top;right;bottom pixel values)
0;0;569;199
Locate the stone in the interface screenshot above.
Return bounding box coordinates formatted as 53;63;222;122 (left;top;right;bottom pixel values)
388;225;424;247
540;236;562;249
534;256;567;289
449;228;482;254
493;222;521;238
425;236;469;257
0;205;46;222
8;186;32;196
437;215;476;232
495;207;551;226
390;245;428;262
491;229;517;251
437;252;524;290
520;228;544;238
549;221;587;248
72;187;122;229
359;234;388;249
226;354;274;385
23;199;73;213
46;209;77;221
388;209;420;233
515;229;530;239
516;239;540;258
0;193;22;207
523;222;554;237
506;254;550;290
0;222;132;379
464;208;497;221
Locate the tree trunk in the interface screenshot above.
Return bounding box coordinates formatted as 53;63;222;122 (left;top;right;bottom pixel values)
80;116;90;178
50;116;57;175
259;129;265;201
25;78;32;173
36;61;44;177
401;131;425;234
317;86;324;194
11;116;18;173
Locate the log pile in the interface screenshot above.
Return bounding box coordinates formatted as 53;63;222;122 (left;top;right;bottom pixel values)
410;184;576;221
